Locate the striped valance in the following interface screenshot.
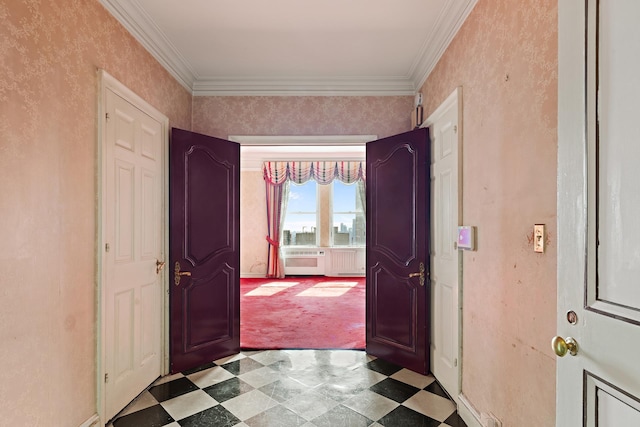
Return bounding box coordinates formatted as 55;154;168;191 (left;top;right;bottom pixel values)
263;161;365;185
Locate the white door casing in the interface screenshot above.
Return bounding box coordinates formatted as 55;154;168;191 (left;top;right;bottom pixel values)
424;88;461;403
99;71;168;422
557;1;640;425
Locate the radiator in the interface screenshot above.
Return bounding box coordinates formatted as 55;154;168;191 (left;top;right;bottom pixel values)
283;249;325;275
329;249;362;275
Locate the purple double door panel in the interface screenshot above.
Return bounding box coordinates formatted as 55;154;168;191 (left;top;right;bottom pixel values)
366;128;430;374
169;128;240;373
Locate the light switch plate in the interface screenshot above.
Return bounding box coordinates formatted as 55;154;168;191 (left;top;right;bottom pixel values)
534;224;545;253
457;226;475;250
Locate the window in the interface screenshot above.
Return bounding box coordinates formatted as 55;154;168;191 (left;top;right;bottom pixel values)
332;181;365;246
282;181;318;246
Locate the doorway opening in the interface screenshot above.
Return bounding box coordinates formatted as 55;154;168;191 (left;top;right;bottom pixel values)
234;136;371;351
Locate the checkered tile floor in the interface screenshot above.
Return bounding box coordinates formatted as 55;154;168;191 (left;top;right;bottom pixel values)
110;350;467;427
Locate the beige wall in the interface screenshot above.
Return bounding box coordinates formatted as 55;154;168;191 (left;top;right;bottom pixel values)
195;96;413;277
0;1;192;425
421;0;558;425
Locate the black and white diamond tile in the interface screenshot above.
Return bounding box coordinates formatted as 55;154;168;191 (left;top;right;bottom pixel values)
110;350;467;427
148;377;200;402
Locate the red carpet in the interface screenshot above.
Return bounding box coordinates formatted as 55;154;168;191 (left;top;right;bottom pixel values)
240;276;365;349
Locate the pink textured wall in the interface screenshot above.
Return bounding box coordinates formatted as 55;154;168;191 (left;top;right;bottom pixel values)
192;96;413;139
0;1;191;425
421;0;558;425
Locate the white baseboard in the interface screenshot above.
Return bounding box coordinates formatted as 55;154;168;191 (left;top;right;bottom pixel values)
240;273;266;278
458;394;483;427
79;414;100;427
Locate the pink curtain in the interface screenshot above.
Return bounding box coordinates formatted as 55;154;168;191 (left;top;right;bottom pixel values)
265;180;289;278
263;161;365;185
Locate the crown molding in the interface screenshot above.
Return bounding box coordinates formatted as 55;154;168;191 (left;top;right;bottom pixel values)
192;77;415;96
99;0;196;92
410;0;479;90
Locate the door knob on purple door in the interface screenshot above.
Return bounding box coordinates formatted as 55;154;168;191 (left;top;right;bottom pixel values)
408;262;426;286
174;261;192;286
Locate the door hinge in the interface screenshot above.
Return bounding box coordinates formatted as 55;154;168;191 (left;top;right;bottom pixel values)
105;243;110;252
453;125;458;133
105;112;110;121
454;358;458;367
104;373;109;383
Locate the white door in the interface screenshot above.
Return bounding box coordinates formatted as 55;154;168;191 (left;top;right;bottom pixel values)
103;85;165;420
557;1;640;424
426;88;461;402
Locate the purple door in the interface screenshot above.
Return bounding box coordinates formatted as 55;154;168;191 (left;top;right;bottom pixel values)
366;128;430;374
169;128;240;373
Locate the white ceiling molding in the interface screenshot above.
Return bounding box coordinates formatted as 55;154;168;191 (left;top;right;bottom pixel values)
193;77;415;97
99;0;196;91
231;135;373;171
100;0;478;96
410;0;479;90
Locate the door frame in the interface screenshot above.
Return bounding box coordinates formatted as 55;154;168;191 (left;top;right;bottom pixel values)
96;70;170;424
422;87;463;404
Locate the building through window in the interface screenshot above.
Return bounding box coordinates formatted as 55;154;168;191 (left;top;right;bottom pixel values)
332;181;365;246
282;180;318;246
281;179;365;247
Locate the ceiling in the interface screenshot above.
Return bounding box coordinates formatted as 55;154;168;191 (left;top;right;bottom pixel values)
100;0;478;96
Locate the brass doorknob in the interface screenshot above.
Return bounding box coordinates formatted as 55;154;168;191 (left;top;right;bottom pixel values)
551;336;578;357
174;261;192;286
408;262;426;286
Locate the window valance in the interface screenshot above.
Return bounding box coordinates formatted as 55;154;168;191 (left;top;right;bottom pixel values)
263;161;365;185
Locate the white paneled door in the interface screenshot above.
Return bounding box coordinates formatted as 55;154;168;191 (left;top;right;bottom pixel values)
103;83;165;421
426;88;461;403
557;1;640;424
